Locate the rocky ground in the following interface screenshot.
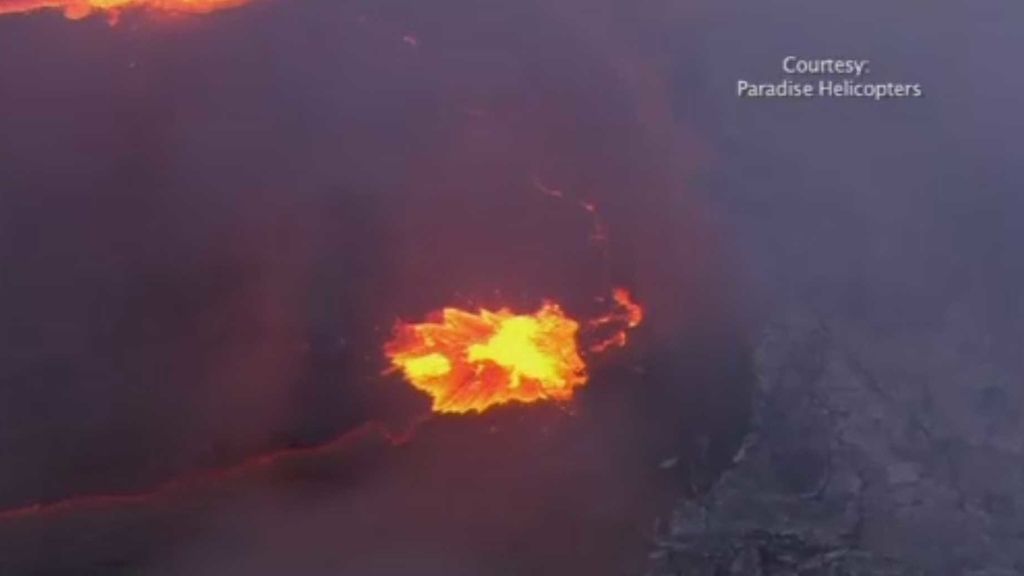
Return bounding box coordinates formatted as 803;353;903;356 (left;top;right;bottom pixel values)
649;303;1024;575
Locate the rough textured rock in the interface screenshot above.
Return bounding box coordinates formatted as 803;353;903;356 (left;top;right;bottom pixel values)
650;304;1024;576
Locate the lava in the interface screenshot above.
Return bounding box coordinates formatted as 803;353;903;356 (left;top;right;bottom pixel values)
0;0;250;21
386;290;644;414
0;419;421;523
386;302;588;414
586;288;644;353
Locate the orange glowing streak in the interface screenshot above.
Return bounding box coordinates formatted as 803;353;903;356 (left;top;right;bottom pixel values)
0;0;249;20
385;302;587;414
612;288;643;328
588;288;644;353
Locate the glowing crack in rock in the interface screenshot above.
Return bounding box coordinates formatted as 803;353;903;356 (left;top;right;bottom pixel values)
588;288;645;353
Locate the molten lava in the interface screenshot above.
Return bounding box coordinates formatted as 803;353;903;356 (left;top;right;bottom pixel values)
0;0;249;21
386;290;644;414
588;288;644;353
386;302;588;414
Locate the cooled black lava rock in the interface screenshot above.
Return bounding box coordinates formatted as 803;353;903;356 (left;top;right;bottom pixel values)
650;305;1024;576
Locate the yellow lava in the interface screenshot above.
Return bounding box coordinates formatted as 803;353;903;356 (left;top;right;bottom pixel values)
386;303;587;414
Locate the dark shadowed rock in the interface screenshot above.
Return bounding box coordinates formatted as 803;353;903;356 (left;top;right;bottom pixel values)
650;303;1024;576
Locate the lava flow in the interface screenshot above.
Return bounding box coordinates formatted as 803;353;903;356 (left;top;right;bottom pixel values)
385;289;643;414
0;0;250;21
588;288;645;353
0;419;421;523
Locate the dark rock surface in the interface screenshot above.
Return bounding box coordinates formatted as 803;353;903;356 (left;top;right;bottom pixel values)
650;306;1024;575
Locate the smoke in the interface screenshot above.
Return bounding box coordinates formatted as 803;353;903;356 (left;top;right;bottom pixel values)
670;0;1024;364
0;1;751;572
4;0;1018;573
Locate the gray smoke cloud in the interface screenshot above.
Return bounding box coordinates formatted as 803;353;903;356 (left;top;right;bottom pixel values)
0;0;1020;573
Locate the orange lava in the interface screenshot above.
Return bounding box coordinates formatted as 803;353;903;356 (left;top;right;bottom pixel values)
385;302;588;414
0;419;414;523
588;288;644;353
611;288;643;328
0;0;249;21
386;290;644;414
